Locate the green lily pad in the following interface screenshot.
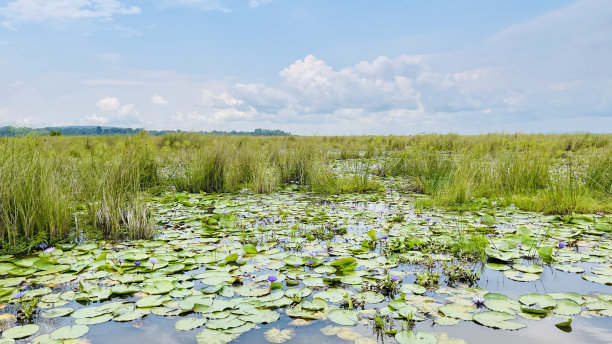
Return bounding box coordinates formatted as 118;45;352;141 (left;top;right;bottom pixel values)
554;298;582;316
42;307;73;318
49;325;89;340
196;329;238;344
1;324;40;339
518;293;556;309
473;311;525;330
503;270;540;282
327;309;358;326
175;317;206;331
395;330;437;344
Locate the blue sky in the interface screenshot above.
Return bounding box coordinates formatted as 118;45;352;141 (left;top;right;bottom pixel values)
0;0;610;134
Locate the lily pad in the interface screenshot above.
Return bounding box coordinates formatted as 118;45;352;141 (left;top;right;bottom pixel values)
327;309;358;326
49;325;89;340
1;324;40;339
473;311;525;330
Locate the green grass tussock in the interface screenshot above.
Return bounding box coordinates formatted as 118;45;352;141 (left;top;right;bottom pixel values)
0;132;610;253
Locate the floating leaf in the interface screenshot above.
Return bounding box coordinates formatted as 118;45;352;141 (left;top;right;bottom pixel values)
42;307;73;318
175;317;206;331
327;309;358;326
1;324;39;339
264;328;295;343
196;329;238;344
473;311;525;330
395;330;437;344
49;325;89;340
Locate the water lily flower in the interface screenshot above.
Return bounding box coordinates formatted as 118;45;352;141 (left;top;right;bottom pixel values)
596;212;604;215
117;257;124;265
149;258;158;266
492;201;497;206
486;233;494;238
13;291;25;299
39;244;48;250
307;260;313;266
511;204;515;207
267;275;277;283
390;275;399;282
558;242;566;248
134;261;141;266
381;235;389;240
517;244;522;248
315;203;320;206
44;247;55;254
472;297;485;307
293;263;299;268
424;218;431;222
432;221;437;225
308;251;315;257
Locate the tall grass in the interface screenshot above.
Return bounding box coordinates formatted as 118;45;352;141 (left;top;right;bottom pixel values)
0;132;610;253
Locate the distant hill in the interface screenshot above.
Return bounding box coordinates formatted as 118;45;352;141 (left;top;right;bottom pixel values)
0;126;292;137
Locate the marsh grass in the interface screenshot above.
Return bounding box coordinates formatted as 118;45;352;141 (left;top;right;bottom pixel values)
0;132;610;253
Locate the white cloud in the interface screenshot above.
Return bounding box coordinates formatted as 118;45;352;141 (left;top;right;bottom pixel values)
96;97;120;111
118;103;138;116
83;113;108;124
151;95;168;106
159;0;230;13
249;0;274;8
0;0;141;25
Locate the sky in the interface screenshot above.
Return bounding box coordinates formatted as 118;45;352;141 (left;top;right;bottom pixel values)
0;0;610;135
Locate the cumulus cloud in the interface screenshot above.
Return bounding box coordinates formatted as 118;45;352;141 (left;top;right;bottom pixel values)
88;97;140;127
0;0;141;26
83;113;108;124
151;95;168;106
96;97;120;111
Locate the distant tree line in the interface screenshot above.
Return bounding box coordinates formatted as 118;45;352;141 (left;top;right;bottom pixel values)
0;126;292;137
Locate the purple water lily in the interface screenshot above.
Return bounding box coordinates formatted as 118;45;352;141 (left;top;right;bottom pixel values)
390;275;399;282
39;244;48;250
472;297;485;307
558;242;566;248
13;291;25;299
44;247;55;254
134;261;141;266
268;275;277;283
486;233;494;238
307;260;313;266
117;257;124;265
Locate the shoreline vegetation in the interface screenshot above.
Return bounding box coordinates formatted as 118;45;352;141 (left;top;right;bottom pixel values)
0;132;610;254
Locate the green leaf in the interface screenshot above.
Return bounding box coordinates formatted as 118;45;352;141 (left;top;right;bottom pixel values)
175;317;206;331
49;325;89;340
242;244;258;254
395;330;437;344
330;257;357;272
473;311;525;330
1;324;40;339
538;246;554;263
327;309;358;326
41;307;73;318
196;329;238;344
